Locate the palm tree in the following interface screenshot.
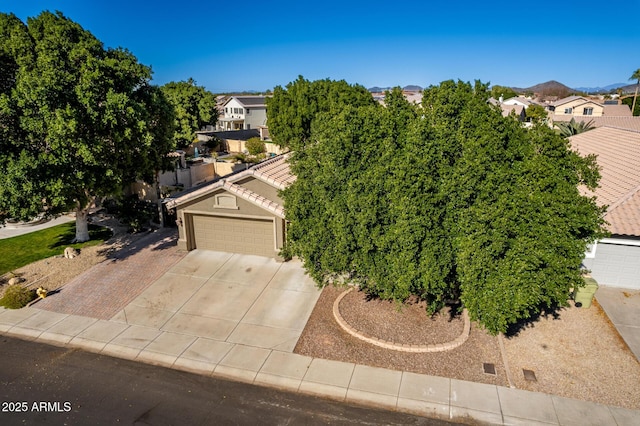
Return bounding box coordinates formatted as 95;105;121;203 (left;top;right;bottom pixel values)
554;118;595;137
631;68;640;116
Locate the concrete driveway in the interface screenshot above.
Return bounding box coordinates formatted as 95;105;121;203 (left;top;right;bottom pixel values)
110;250;322;352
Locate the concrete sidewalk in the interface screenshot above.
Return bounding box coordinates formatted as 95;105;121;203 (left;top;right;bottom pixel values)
1;250;639;425
0;214;75;239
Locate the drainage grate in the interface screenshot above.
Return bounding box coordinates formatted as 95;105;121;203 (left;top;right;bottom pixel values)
523;369;537;382
483;363;496;375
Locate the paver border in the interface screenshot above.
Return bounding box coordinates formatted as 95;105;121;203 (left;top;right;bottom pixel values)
332;287;471;353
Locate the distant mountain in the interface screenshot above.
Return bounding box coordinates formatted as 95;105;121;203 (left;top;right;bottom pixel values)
511;80;574;98
573;83;627;94
368;85;423;93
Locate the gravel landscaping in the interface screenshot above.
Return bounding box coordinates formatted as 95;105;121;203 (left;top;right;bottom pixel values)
295;285;640;410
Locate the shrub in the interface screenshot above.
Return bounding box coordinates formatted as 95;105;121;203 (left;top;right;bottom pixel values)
0;285;36;309
246;137;266;156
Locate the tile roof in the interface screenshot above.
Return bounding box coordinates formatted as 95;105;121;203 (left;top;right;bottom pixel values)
552;115;640;132
503;96;535;106
500;104;524;117
569;127;640;237
164;154;293;216
550;95;587;107
222;181;285;218
251;153;296;190
603;104;633;117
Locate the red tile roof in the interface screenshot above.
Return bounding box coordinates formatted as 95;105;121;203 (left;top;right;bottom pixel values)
553;115;640;132
570;127;640;237
165;154;293;217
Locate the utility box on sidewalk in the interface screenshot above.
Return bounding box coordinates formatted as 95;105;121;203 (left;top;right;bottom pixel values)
574;277;599;308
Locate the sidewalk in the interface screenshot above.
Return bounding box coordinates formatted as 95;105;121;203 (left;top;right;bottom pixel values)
0;214;75;239
1;250;639;425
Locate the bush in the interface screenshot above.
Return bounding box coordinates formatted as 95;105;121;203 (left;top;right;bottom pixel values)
104;195;158;233
246;137;266;156
0;285;36;309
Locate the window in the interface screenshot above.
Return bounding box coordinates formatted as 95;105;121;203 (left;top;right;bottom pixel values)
564;108;573;114
239;108;244;114
246;124;251;129
233;108;238;114
214;194;238;209
225;107;228;113
583;107;593;115
246;108;250;114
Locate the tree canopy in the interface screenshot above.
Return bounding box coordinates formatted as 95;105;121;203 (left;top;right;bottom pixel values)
266;75;376;150
490;85;518;101
276;79;607;335
525;104;548;126
160;78;217;149
0;11;175;241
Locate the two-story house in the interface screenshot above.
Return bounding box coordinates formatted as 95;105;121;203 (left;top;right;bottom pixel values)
549;96;605;117
218;96;268;131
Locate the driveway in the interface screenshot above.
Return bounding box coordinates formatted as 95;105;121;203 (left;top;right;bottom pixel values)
110;250;322;352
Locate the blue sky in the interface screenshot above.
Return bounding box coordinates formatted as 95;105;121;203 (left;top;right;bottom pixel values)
2;1;639;93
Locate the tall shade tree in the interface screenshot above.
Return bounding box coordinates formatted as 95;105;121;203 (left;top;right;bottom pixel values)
160;79;218;149
490;85;518;101
266;75;376;150
0;11;175;242
631;68;640;116
280;79;607;335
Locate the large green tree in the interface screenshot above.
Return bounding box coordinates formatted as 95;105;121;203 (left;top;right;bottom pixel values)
278;79;607;334
266;75;376;150
0;11;175;242
490;85;518;101
160;79;217;149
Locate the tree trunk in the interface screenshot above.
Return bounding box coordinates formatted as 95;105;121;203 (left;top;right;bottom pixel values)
632;84;639;117
75;208;90;243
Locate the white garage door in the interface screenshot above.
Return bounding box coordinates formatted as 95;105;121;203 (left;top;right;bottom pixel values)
192;215;275;257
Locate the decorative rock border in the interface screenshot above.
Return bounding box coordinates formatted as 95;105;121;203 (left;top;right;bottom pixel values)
332;287;471;353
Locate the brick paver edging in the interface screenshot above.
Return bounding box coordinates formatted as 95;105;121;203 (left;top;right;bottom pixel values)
332;287;471;353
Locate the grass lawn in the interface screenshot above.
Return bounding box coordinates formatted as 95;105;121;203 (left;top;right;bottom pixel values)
0;222;112;276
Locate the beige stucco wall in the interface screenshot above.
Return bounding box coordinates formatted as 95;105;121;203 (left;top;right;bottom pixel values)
556;99;604;116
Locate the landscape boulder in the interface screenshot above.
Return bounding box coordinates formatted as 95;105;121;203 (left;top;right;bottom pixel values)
64;247;80;259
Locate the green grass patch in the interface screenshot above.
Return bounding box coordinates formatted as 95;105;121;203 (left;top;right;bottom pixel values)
0;222;112;276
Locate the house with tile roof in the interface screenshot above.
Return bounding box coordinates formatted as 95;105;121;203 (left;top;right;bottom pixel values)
550;96;605;117
570;127;640;289
165;154;293;259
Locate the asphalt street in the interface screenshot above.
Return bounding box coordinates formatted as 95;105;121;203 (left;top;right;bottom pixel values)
0;335;456;425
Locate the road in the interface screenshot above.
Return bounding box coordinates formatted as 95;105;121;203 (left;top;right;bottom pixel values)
0;335;456;425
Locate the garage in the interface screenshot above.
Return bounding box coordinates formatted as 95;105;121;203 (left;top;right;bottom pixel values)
166;154;293;260
192;215;275;257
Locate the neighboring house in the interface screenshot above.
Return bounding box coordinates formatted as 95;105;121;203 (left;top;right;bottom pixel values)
549;96;605;117
570;127;640;289
500;104;526;122
502;96;539;108
218;96;268;131
165;154;294;259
